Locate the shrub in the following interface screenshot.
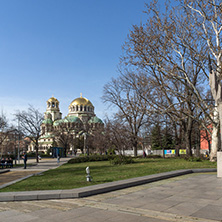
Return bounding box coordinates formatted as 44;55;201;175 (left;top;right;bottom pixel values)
146;155;162;159
110;155;134;165
185;157;202;162
68;155;111;164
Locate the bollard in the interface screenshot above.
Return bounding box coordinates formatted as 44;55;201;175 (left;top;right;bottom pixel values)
86;166;92;182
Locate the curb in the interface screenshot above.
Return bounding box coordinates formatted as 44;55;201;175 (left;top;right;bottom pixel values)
0;168;217;202
0;169;10;174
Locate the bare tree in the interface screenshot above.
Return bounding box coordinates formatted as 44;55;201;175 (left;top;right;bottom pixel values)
14;105;43;163
102;74;151;156
182;0;222;160
87;127;106;154
0;112;9;156
118;0;218;157
103;117;132;155
0;112;16;157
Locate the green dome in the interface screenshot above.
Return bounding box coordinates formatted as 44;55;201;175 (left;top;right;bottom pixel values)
53;119;64;126
40;134;54;139
64;116;82;123
88;116;103;124
42;119;53;125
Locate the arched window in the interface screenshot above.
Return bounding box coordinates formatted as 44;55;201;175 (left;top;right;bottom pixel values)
84;106;87;111
52;102;55;108
80;105;83;111
76;106;78;111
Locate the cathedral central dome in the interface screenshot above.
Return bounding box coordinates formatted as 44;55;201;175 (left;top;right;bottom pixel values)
69;97;93;107
68;94;95;118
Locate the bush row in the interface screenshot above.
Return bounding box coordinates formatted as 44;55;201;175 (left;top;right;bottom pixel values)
110;155;134;165
68;155;134;165
68;155;111;164
184;156;203;162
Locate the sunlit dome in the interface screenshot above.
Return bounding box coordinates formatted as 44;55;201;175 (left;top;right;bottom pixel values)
47;96;59;104
69;94;94;107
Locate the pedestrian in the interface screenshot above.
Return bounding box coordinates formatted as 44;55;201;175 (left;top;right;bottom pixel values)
1;158;5;169
22;152;27;169
57;154;60;164
143;150;147;158
8;158;13;168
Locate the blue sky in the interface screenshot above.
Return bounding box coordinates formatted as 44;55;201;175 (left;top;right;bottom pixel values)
0;0;147;123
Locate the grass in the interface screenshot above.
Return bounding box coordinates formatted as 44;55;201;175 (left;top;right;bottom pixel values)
0;158;216;192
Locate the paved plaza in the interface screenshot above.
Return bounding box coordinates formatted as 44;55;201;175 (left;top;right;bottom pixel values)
0;159;221;221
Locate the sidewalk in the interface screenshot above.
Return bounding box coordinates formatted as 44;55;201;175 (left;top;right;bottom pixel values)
0;171;221;222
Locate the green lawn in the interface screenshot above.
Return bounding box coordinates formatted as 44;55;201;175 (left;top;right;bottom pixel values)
0;158;216;192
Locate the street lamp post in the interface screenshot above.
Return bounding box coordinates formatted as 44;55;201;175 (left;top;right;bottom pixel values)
14;130;17;165
83;133;89;156
17;118;20;164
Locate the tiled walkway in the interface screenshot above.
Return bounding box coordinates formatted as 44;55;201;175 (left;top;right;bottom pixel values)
0;173;221;221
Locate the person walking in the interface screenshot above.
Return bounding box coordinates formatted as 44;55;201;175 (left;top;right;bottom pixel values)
57;154;60;164
22;152;27;169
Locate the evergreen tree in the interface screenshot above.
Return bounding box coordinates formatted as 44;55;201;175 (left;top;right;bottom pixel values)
151;124;162;150
162;130;174;149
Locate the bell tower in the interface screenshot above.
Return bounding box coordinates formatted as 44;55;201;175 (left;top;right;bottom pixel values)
45;96;62;121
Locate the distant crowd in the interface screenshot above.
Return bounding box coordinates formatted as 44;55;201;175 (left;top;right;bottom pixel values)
1;158;13;168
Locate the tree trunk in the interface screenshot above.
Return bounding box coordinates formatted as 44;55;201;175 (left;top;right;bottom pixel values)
196;129;200;158
185;117;193;157
210;124;219;161
132;138;138;157
210;107;219;162
174;123;180;157
35;145;39;163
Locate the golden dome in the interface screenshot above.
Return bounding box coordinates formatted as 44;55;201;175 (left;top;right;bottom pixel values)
47;96;59;104
70;96;93;107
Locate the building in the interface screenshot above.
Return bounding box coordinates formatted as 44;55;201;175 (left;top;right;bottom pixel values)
200;124;212;154
38;95;104;154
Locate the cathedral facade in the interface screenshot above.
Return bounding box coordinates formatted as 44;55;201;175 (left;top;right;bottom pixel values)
38;95;104;153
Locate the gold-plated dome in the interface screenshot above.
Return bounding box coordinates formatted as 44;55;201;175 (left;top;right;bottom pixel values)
70;96;93;107
47;96;59;104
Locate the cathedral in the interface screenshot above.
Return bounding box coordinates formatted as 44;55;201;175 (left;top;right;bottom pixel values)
38;95;104;153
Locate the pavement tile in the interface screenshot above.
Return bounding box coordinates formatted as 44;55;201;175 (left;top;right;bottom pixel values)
3;213;38;222
141;201;177;211
164;195;215;205
0;209;22;218
27;219;55;222
46;206;97;221
213;196;222;205
164;201;209;216
191;204;222;221
25;208;61;218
